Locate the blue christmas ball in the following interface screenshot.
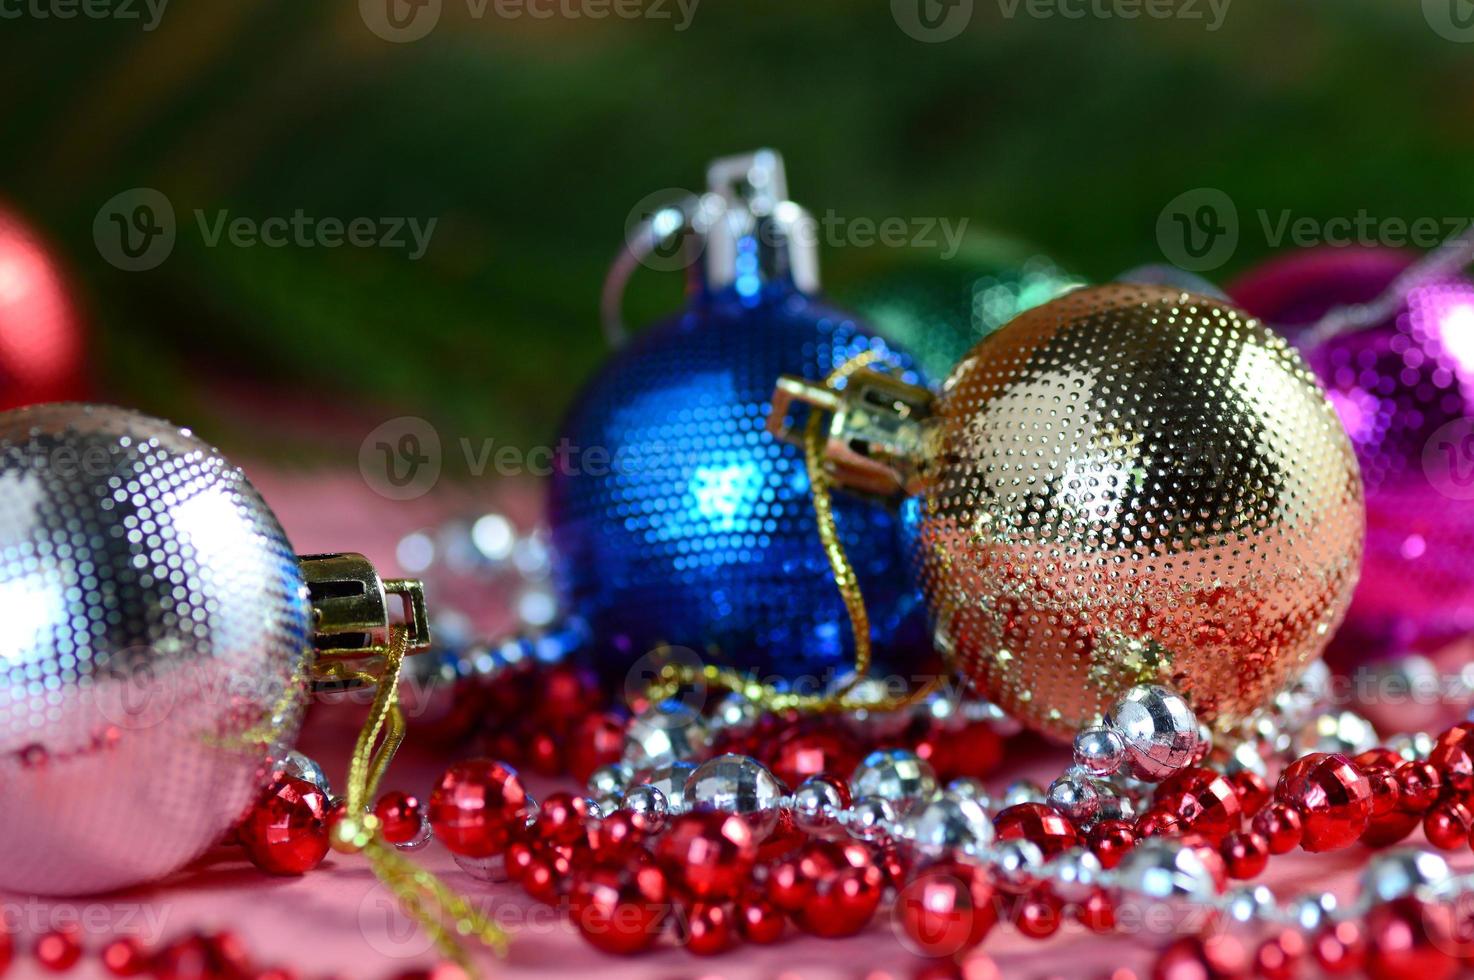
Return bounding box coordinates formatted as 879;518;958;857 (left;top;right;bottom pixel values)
549;281;927;681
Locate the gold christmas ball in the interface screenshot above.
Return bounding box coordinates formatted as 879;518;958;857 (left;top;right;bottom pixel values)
908;284;1363;739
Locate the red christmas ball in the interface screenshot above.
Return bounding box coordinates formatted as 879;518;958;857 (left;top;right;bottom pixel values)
766;725;861;789
993;802;1079;856
656;812;757;902
239;777;330;875
1156;767;1243;844
0;207;87;409
428;760;530;857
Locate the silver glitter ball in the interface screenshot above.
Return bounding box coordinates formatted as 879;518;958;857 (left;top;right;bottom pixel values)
846;795;897;841
277;750;331;798
792;776;845;834
900;792;994;860
622;783;669;826
1044;847;1102;903
1104;685;1202;782
1115;838;1219;905
1073;726;1126;777
1046;771;1102;825
623;700;709;770
1360;847;1451;905
0;405;312;896
851;749;937;814
992;838;1044;893
636;761;697;814
685;754;785;837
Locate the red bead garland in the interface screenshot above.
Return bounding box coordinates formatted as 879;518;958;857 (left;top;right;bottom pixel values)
428;759;530;857
239;776;331;876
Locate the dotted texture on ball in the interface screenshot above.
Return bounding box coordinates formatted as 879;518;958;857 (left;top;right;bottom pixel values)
911;285;1365;739
0;404;312;894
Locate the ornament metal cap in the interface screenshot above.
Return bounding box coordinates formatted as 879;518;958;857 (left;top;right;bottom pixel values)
300;552;430;688
767;367;936;497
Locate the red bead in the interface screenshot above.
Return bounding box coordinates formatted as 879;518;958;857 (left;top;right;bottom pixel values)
736;895;785;945
1220;830;1269;879
766;725;861;789
537;792;593;846
657;812;757;901
1314;921;1367;974
1429;724;1474;795
1367;768;1402;818
1152;935;1249;980
916;721;1005;782
428;760;530;857
35;928;81;972
1156;767;1243;843
521;855;561;903
567;713;627;783
537;664;600;727
569;856;669;955
681;902;735;956
1394;761;1443;813
896;861;997;956
1014;889;1063;940
1076;888;1116;933
1254;929;1307;980
1424;799;1474;851
1275;753;1371;852
240;776;330;875
766;854;812;911
1229;769;1271;817
1135;810;1183;839
525;731;563;777
1250;802;1303;854
993;803;1079;857
755;807;806;863
373;790;427;846
0;921;10;977
1365;898;1457;980
587;811;644;861
506;841;536;883
1087;819;1137;869
787;840;885;938
101;937;148;977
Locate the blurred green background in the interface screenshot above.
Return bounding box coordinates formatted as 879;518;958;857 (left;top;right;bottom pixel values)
2;0;1471;460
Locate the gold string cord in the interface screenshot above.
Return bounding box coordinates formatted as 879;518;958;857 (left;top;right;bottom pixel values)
317;626;509;975
646;350;946;714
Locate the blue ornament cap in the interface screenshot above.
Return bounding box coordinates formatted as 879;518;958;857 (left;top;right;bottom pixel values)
549;276;929;683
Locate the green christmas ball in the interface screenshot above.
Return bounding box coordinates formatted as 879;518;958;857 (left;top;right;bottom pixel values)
834;238;1083;381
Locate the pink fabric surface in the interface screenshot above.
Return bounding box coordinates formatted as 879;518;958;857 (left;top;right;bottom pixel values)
6;464;1472;979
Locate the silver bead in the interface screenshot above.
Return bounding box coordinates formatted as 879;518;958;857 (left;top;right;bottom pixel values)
851;749;937;814
900;793;994;860
622;784;668;831
1104;685;1202;782
1046;772;1101;825
393;812;432;851
1222;885;1277;924
1001;779;1045;807
1115;838;1219;905
1073;727;1126;777
1287;892;1337;932
710;691;760;732
792;777;845;834
1297;710;1378;757
1094;792;1138;825
846;795;897;841
1222;739;1268;778
636;762;697;814
587;762;635;799
685;754;785;837
991;838;1044;893
1044;847;1102;903
278;751;332;798
1294;659;1331;707
1360;848;1452;905
582;797;607;821
623;700;709;769
945;777;991;808
593;793;624;818
453;852;508;882
1387;731;1434;762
